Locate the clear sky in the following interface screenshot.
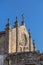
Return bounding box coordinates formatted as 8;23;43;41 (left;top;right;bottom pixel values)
0;0;43;52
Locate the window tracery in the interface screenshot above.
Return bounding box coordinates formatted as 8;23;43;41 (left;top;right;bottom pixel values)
23;34;27;46
24;34;27;45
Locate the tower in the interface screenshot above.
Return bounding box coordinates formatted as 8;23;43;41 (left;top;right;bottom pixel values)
28;29;31;51
21;14;25;26
14;16;19;52
5;18;12;54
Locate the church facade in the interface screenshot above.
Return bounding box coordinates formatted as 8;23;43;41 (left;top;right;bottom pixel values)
0;17;43;65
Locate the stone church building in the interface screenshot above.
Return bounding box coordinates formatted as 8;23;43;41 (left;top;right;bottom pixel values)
0;16;43;65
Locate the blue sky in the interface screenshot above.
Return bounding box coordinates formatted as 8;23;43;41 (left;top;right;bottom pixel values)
0;0;43;52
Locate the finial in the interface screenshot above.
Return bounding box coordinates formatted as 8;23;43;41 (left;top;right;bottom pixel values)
28;29;30;32
33;40;35;46
28;29;31;34
6;18;10;26
16;16;18;21
33;40;36;51
33;40;35;42
33;40;35;45
8;18;10;24
5;18;11;30
14;16;19;27
21;13;25;25
22;13;24;22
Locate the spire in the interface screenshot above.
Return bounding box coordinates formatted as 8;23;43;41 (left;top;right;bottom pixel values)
22;13;24;22
28;29;30;34
16;16;18;21
21;13;25;25
5;18;11;30
8;18;10;23
6;18;10;26
28;29;31;37
14;16;19;27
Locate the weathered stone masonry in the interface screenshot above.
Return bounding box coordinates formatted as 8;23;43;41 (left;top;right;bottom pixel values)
0;16;43;65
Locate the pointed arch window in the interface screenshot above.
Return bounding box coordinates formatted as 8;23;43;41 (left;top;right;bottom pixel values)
22;34;27;46
24;34;27;46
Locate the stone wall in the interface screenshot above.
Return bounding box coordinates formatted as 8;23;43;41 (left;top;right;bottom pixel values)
0;23;34;54
6;52;43;65
0;34;5;54
9;25;34;53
